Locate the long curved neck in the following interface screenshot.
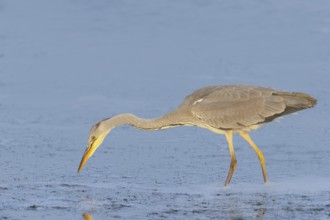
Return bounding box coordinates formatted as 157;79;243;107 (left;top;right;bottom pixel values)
103;113;182;131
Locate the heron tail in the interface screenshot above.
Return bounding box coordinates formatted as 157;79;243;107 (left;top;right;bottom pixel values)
276;92;317;110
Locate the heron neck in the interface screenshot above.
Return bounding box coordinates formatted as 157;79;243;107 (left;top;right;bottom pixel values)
104;113;180;131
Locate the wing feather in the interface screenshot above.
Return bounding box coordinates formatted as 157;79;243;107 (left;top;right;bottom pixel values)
190;86;286;129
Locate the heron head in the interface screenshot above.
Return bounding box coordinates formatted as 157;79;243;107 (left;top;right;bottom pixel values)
78;122;111;173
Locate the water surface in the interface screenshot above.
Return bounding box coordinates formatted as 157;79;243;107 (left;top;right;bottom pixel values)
1;0;329;219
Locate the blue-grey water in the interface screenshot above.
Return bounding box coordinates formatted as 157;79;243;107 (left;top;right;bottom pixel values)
1;0;330;219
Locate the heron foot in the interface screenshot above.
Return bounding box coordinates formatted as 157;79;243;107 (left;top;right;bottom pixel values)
225;159;237;187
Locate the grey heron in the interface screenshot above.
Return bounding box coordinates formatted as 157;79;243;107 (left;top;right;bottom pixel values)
78;85;317;186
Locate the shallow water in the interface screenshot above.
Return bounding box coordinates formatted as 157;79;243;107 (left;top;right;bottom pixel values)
1;0;330;219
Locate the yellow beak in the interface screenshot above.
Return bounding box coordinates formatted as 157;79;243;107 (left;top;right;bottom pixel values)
77;134;106;173
82;212;93;220
78;136;97;173
77;145;93;173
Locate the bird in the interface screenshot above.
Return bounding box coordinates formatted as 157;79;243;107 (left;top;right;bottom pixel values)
77;85;317;186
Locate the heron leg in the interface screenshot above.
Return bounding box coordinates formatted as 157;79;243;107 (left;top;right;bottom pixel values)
224;131;237;187
239;132;268;183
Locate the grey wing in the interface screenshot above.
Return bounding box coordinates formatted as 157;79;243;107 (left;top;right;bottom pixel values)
190;86;286;129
